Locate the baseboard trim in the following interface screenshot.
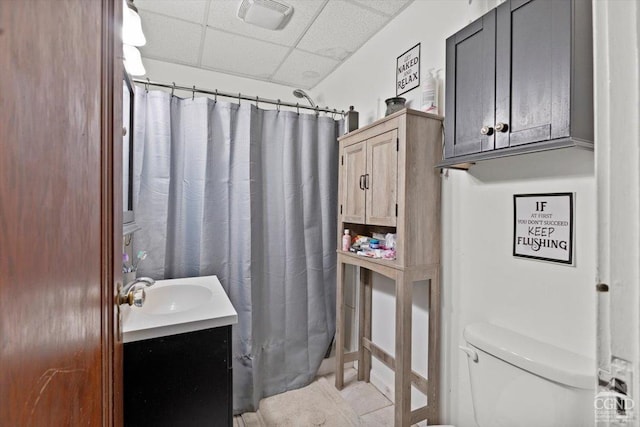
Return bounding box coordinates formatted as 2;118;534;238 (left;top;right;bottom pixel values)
316;356;354;377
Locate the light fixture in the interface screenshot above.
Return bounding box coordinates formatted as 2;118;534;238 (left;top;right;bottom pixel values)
123;0;146;46
123;44;146;76
237;0;294;31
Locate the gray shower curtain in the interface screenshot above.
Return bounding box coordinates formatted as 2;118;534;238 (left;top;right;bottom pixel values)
132;88;339;412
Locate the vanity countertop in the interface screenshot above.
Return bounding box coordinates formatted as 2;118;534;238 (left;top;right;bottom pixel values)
122;275;238;343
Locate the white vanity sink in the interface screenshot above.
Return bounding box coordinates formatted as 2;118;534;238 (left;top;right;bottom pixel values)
122;275;237;343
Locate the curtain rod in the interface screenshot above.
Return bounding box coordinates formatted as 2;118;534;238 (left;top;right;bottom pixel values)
132;78;347;116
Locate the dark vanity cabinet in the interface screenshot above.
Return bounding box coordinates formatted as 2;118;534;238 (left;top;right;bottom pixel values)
441;0;593;168
124;326;232;427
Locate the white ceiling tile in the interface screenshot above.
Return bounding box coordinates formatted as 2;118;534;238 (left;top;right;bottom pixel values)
201;28;291;78
139;12;203;64
272;49;339;89
297;0;387;59
207;0;326;47
135;0;414;88
351;0;412;16
136;0;209;24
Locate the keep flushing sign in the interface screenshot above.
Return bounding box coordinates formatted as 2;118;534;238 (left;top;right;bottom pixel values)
513;193;574;265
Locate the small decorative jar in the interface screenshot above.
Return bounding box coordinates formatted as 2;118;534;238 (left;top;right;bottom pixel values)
384;97;406;116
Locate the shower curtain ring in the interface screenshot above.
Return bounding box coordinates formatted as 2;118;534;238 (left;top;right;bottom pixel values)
296;103;300;115
238;93;241;105
255;96;259;108
145;78;150;93
171;82;175;97
192;85;196;100
315;106;319;117
214;89;218;103
276;99;281;113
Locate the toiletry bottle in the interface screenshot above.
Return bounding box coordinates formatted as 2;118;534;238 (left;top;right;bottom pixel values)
421;68;440;115
344;106;359;134
342;229;351;251
421;68;436;113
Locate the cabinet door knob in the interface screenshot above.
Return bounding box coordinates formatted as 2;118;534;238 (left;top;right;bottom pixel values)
495;122;509;133
480;126;493;135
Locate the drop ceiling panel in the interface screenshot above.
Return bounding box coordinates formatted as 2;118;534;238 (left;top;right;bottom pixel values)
201;28;290;78
351;0;412;16
207;0;326;47
139;12;203;65
136;0;209;24
135;0;415;89
296;0;387;60
272;49;339;89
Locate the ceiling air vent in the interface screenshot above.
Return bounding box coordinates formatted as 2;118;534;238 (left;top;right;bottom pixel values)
237;0;294;30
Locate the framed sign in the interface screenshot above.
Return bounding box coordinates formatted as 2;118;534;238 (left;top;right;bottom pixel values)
396;43;420;96
513;193;574;264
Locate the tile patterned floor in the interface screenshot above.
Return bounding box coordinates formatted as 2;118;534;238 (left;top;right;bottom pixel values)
236;367;428;427
323;367;394;424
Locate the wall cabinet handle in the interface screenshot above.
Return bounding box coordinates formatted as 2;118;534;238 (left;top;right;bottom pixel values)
359;175;365;190
364;174;370;189
495;122;509;133
480;126;493;136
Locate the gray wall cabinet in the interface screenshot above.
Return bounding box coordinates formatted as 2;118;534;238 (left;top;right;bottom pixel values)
441;0;593;168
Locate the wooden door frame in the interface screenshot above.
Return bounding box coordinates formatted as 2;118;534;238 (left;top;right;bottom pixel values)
594;1;640;425
101;0;123;424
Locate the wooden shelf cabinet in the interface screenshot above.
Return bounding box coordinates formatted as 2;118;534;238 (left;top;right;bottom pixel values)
335;109;442;426
440;0;593;169
342;129;398;226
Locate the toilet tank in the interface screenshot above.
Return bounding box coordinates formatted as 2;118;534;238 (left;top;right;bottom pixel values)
461;323;595;427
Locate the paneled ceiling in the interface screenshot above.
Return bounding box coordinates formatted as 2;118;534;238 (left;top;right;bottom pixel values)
136;0;414;89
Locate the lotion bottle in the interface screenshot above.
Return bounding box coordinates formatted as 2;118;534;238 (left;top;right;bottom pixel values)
342;229;351;251
421;68;436;113
421;68;440;115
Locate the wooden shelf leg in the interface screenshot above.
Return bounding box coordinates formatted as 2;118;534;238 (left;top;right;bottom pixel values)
335;261;346;390
358;269;372;382
427;268;441;424
394;271;412;427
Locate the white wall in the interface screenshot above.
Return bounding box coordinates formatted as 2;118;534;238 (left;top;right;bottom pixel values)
141;1;598;424
313;1;596;425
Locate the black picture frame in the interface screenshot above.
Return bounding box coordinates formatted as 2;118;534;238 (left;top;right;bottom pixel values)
396;43;421;96
513;192;574;264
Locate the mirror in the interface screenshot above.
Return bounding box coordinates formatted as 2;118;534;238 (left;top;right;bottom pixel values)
123;71;139;235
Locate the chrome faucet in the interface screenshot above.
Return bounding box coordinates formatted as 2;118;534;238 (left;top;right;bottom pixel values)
119;277;155;307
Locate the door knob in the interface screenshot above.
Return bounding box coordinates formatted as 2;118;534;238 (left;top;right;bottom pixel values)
131;288;146;307
480;126;493;135
118;277;155;307
120;288;146;307
495;122;509;133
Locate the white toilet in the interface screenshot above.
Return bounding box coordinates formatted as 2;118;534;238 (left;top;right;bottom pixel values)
459;322;595;427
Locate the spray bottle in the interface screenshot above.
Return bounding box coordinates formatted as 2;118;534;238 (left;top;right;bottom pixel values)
421;68;440;115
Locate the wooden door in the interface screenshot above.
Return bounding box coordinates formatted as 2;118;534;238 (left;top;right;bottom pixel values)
0;0;121;425
444;9;496;159
342;141;367;224
366;130;397;227
495;0;571;149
